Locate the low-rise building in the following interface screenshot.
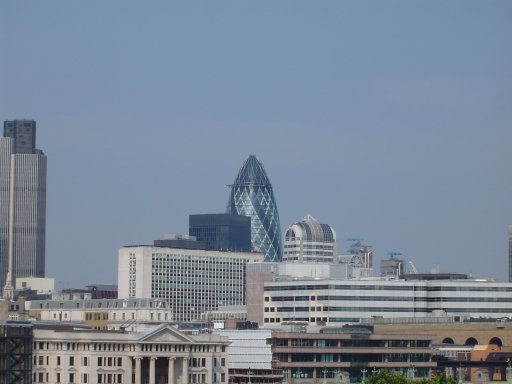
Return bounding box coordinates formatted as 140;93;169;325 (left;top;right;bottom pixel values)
269;324;437;382
32;323;229;384
261;278;512;326
27;298;173;332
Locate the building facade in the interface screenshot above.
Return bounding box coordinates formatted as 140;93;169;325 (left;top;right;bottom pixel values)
189;213;251;252
0;120;46;295
261;279;512;326
213;329;281;383
227;155;283;262
32;323;229;384
27;298;174;332
118;246;263;322
283;215;336;263
270;325;436;382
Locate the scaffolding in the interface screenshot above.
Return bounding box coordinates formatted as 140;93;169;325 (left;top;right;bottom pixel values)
0;321;33;384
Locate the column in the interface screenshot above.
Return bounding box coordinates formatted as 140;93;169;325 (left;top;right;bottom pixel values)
149;357;156;384
135;357;142;384
124;356;133;384
182;357;188;384
168;357;175;384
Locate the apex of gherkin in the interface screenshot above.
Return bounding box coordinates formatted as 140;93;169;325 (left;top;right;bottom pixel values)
227;155;283;262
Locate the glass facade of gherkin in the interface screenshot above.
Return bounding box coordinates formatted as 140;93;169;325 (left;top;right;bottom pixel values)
227;155;283;262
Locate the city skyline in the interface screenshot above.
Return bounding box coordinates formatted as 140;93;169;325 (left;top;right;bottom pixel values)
1;1;511;287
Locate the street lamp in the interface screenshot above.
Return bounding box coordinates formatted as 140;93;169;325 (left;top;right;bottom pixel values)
361;369;367;384
282;369;289;384
322;368;328;384
247;367;253;384
507;359;511;384
409;365;415;381
293;369;303;380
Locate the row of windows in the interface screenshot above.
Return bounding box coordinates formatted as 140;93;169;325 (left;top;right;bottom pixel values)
34;372;87;383
276;339;429;348
265;285;512;292
34;342;129;352
269;295;512;303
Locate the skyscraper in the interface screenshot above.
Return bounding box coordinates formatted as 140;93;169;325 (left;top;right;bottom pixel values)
0;120;46;295
283;214;336;263
509;225;512;283
227;155;283;262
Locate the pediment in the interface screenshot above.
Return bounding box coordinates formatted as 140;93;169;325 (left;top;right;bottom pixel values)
139;325;195;344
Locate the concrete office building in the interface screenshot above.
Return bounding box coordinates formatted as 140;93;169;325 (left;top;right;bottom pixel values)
118;246;263;322
32;323;229;384
270;325;436;382
227;155;283;262
380;257;405;278
189;213;251;252
213;328;280;383
246;261;373;325
261;278;512;326
283;214;336;263
0;120;47;295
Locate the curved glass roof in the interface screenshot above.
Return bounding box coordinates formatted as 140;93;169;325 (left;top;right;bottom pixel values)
285;214;336;243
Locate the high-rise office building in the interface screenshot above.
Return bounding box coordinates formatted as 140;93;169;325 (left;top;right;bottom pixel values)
118;246;263;322
0;120;46;295
189;213;251;252
283;214;336;263
227;155;283;262
509;225;512;283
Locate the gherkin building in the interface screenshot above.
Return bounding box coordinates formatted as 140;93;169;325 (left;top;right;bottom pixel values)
227;155;283;262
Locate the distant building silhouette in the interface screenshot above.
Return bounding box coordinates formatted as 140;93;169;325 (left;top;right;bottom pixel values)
1;120;46;296
283;214;336;263
227;155;282;262
189;213;251;252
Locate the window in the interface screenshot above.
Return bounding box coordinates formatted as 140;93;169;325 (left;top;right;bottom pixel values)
69;356;74;366
83;357;89;366
69;373;75;383
56;373;61;383
57;356;61;365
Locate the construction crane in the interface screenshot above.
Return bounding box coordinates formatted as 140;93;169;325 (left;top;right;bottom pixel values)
388;251;402;259
408;261;419;274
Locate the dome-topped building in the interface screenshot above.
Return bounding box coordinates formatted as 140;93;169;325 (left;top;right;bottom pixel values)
283;214;336;263
227;155;283;262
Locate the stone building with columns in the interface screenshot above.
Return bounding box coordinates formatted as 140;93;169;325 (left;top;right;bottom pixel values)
32;323;229;384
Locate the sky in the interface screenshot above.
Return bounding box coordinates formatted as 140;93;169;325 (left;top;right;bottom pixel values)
1;1;511;288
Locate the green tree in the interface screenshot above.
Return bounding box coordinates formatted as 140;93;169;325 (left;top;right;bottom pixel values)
366;371;409;384
365;371;458;384
417;373;458;384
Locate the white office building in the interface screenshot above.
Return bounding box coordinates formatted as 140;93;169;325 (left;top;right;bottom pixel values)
118;246;263;322
261;278;512;326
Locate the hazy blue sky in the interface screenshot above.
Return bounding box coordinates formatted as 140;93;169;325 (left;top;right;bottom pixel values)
1;1;511;288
